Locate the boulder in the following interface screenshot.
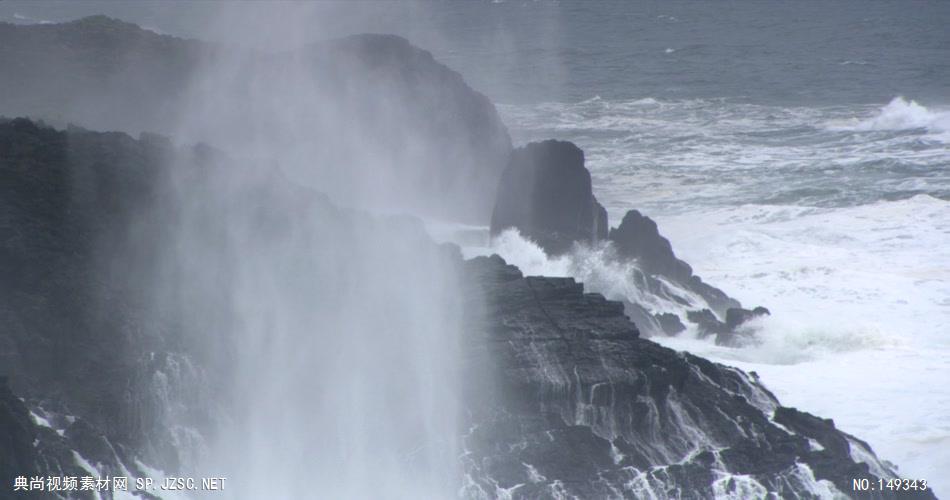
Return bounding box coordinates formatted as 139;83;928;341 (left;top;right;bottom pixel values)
0;378;40;498
490;140;608;254
609;210;692;282
655;312;687;335
726;306;771;330
687;309;730;338
687;306;771;345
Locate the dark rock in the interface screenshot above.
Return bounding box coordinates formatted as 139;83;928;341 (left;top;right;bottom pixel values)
1;378;118;500
65;419;119;472
687;308;730;338
459;255;928;498
772;407;904;496
654;312;686;335
725;306;771;330
0;117;473;484
610;210;741;316
0;377;43;499
490;140;609;255
622;301;664;338
307;33;512;221
0;18;512;222
609;210;692;282
684;306;771;345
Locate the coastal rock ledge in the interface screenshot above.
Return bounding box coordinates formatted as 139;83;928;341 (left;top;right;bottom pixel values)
459;254;933;499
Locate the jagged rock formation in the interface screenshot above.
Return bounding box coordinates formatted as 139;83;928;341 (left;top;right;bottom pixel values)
0;16;210;134
0;118;215;477
0;16;511;221
686;306;772;345
608;210;773;342
1;374;171;500
490;140;608;254
487;138;765;338
459;255;932;499
609;209;741;317
655;312;687;336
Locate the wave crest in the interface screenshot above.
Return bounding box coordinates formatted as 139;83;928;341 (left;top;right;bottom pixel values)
830;96;950;139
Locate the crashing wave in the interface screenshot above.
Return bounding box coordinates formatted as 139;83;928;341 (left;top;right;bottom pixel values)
829;96;950;140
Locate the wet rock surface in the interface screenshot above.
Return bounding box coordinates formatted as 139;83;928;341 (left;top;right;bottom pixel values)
0;17;511;222
609;209;744;317
487;138;765;338
490;140;608;255
459;255;932;499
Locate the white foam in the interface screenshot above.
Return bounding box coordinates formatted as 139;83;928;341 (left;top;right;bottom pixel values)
454;198;950;495
652;196;950;496
828;96;950;139
487;95;950;495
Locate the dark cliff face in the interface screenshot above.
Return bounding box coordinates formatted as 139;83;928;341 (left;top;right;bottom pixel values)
487;139;764;340
610;210;740;317
0;118;218;476
490;140;608;255
459;255;930;499
0;118;467;494
0;17;512;222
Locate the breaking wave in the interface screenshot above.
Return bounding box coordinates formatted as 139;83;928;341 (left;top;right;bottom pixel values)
828;96;950;141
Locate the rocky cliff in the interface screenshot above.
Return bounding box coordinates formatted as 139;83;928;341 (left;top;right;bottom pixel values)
490;140;608;255
0;118;219;487
0;16;511;222
487;139;768;341
459;255;931;499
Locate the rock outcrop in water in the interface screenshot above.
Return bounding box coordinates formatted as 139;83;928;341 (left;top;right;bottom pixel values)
610;210;740;316
490;140;608;255
488;138;768;338
460;255;932;499
0;17;511;222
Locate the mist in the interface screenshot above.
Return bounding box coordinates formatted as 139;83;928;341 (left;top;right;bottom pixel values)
146;4;472;497
3;2;939;498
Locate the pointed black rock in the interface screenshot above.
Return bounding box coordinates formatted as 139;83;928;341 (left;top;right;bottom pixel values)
609;209;744;316
686;306;772;345
490;140;608;255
